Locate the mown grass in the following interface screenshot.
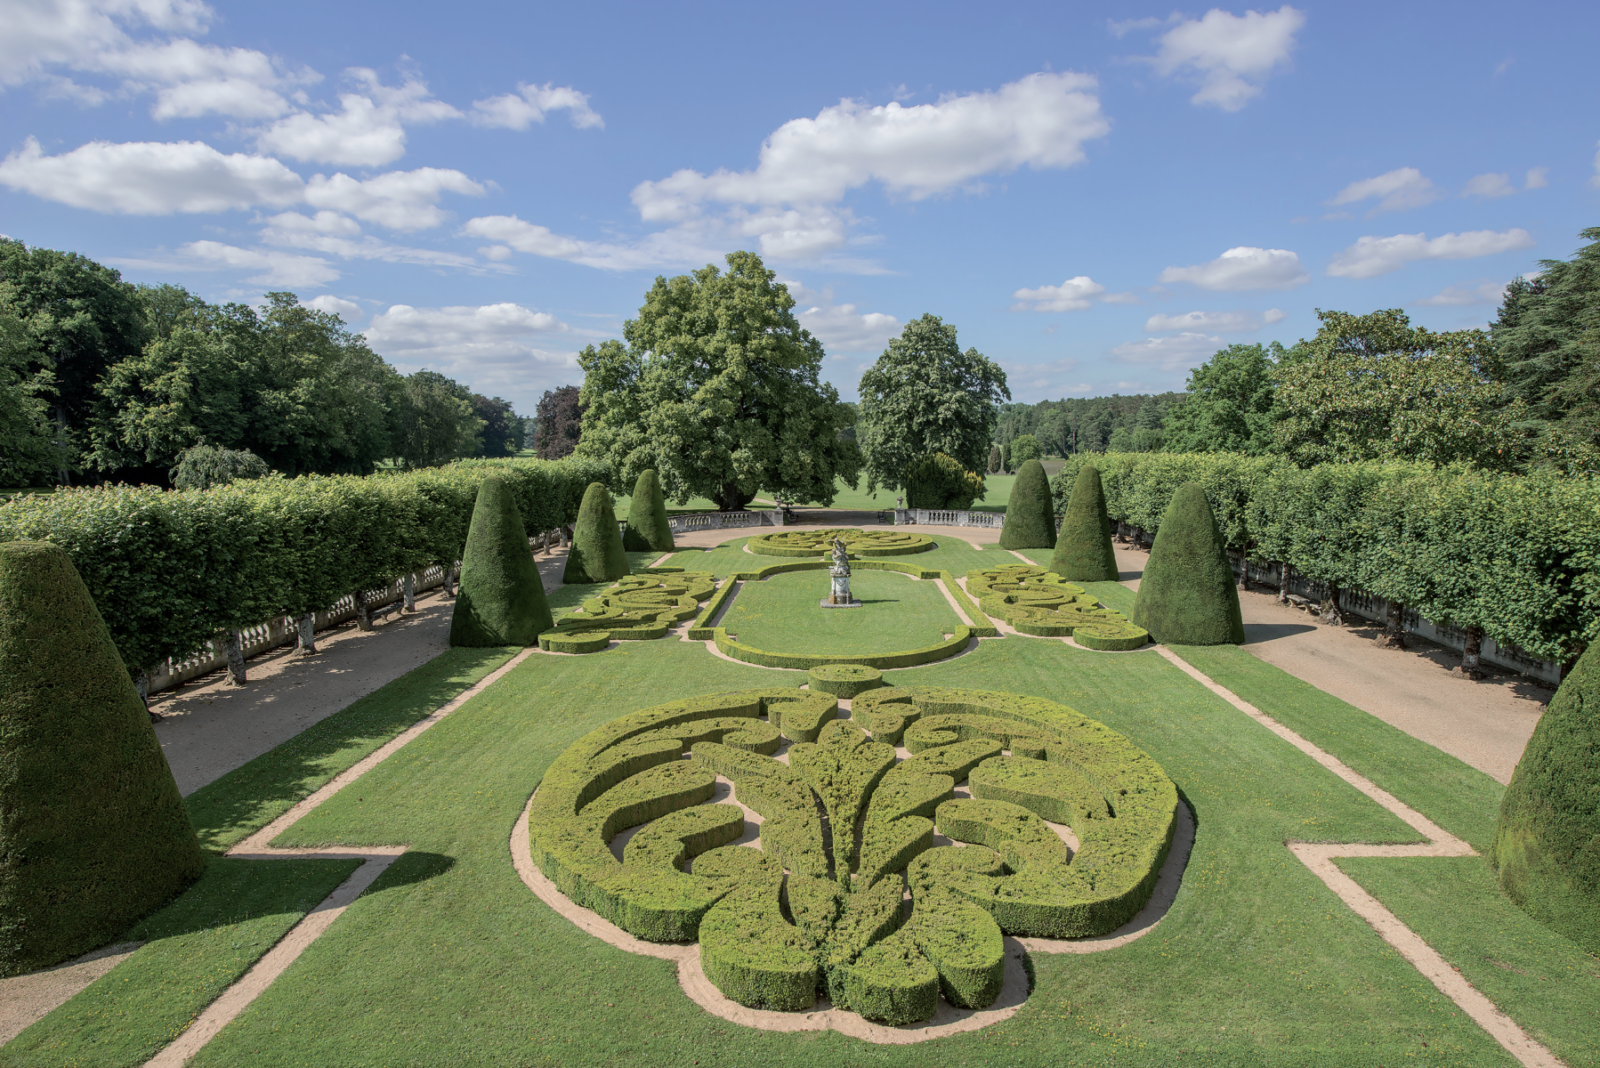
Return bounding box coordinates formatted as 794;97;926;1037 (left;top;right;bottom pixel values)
0;857;357;1068
719;570;962;656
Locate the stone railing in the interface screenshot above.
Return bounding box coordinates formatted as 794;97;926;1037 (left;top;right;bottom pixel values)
893;508;1005;529
667;509;786;534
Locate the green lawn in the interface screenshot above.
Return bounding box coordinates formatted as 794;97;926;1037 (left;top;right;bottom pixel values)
11;530;1592;1067
719;570;962;656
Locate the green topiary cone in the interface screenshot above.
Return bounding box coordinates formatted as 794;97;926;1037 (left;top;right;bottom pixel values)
1491;643;1600;953
450;477;553;646
1050;464;1118;581
564;481;631;585
623;469;675;553
0;541;204;976
1131;483;1244;646
998;458;1057;550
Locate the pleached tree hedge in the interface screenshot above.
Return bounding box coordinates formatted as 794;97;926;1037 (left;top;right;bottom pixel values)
623;469;674;553
564;482;631;584
1491;642;1600;954
1050;464;1117;581
999;459;1056;550
0;456;607;680
0;541;205;976
450;477;553;646
1131;483;1244;646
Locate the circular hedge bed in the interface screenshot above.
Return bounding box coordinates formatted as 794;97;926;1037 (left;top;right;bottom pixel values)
525;686;1179;1026
746;528;935;558
808;663;884;698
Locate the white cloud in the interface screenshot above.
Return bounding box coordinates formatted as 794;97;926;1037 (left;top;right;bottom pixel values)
460;213;725;272
258;212;482;270
1462;172;1515;199
629;70;1108;259
0;0;211;86
364;303;577;405
1159;246;1308;290
255;71;461;166
1329;167;1438;214
1327;228;1535;279
176;240;338;287
1010;276;1107;312
304;294;363;320
0;136;303;213
787;284;899;353
470;82;603;130
302;167;486;231
1150;5;1306;111
1525;167;1548;190
1144;308;1284;333
1413;280;1509;307
95;37;314;119
1111;332;1226;373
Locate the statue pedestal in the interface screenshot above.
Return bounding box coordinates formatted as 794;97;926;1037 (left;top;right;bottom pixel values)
820;567;861;608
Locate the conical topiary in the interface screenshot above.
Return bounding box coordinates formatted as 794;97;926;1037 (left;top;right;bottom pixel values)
0;541;204;976
1050;464;1118;581
623;469;674;553
998;458;1057;550
1130;483;1244;646
1491;642;1600;953
450;477;553;646
564;481;631;584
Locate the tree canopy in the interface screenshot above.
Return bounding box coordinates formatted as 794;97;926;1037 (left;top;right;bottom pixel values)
1162;343;1282;455
534;385;584;459
856;313;1009;495
574;251;858;510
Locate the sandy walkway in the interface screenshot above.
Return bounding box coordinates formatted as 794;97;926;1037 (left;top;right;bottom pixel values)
1111;544;1546;784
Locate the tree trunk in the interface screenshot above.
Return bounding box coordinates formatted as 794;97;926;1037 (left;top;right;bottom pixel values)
1233;551;1249;591
1321;584;1343;625
403;572;416;612
136;669;160;722
442;564;456;598
353;588;373;632
1378;600;1407;649
718;483;754;511
296;613;318;655
1277;562;1291;605
1115;521;1129;545
54;406;71;486
223;629;248;685
1460;625;1484;678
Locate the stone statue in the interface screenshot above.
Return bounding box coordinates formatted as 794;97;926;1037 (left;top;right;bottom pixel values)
822;535;859;608
831;536;850;574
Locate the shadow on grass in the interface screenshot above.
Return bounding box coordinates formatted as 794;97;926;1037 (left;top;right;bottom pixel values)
183;646;519;854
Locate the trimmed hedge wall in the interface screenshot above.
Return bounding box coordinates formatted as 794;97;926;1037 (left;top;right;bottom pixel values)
714;625;973;671
807;664;884;699
0;456;608;677
1049;452;1600;663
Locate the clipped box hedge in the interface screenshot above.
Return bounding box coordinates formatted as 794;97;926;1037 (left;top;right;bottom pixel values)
967;565;1148;650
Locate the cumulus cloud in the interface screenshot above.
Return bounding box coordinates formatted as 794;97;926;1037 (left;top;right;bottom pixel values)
0;0;211;85
786;284;900;353
0;136;303;213
1462;172;1516;199
304;294;364;320
303;167;486;231
1413;280;1510;307
1329;167;1438;214
1143;308;1284;333
175;240;338;287
1159;247;1308;290
1010;276;1109;312
1327;228;1535;279
1111;332;1226;373
258;212;482;270
460;213;726;272
470;82;603;129
364;302;576;406
1525;167;1548;190
254;71;461;167
1149;5;1306;110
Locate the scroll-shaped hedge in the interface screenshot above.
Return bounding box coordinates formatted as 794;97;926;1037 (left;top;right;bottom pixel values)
966;565;1149;650
538;570;716;652
527;685;1179;1026
746;528;935;558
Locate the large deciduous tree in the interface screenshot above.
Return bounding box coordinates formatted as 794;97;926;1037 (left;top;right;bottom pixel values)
389;370;484;468
534;385;584;459
471;394;520;456
1272;309;1524;469
856;314;1009;495
1162;343;1282;455
575;251;859;510
0;312;61;486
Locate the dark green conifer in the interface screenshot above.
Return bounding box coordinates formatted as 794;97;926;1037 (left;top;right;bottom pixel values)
1130;483;1244;645
998;458;1056;549
450;477;552;646
564;482;631;584
623;469;675;552
1050;464;1117;581
1491;642;1600;953
0;541;204;976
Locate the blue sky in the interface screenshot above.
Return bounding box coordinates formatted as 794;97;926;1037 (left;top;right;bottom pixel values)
2;0;1596;413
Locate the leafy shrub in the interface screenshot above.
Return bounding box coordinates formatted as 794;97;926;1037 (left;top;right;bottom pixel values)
450;477;552;647
170;442;270;490
999;459;1056;549
902;453;983;509
564;482;630;585
0;542;204;975
1050;464;1117;581
1131;483;1245;646
622;469;674;553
